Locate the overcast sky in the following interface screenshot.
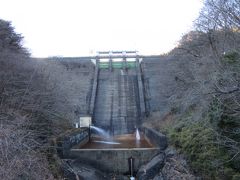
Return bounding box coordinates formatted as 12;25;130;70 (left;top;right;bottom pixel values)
0;0;203;57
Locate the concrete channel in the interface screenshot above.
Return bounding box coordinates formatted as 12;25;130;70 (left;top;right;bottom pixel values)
56;126;167;174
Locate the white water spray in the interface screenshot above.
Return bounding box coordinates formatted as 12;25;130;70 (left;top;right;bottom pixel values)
90;125;110;139
136;128;141;141
121;69;124;76
90;125;121;145
93;140;120;145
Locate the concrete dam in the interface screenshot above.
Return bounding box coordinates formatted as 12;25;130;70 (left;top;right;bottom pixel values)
51;52;169;130
55;52;168;177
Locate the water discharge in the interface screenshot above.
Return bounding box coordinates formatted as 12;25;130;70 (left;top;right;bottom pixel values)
85;126;151;149
136;128;141;141
78;134;153;149
90;125;121;145
93;140;120;145
90;125;110;139
120;69;124;76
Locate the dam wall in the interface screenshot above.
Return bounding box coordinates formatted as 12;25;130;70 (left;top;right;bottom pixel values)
46;55;172;129
45;57;95;121
141;56;180;116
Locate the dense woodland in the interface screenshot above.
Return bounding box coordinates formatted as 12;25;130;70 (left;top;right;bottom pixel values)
0;0;239;179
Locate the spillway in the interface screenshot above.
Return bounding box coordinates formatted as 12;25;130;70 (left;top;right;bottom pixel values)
93;68;140;135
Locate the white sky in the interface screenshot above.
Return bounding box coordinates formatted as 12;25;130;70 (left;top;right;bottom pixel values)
0;0;203;57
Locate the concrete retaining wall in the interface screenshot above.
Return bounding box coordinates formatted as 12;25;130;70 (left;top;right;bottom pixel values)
69;148;160;173
56;128;89;158
56;127;166;174
136;59;146;118
143;127;167;150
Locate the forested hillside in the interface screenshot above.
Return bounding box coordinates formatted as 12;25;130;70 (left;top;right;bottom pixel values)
144;0;240;179
0;20;94;179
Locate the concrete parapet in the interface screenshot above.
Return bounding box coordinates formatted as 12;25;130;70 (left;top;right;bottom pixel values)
69;148;160;173
56;128;89;158
143;127;167;150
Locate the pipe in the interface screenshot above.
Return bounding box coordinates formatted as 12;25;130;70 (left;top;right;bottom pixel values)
130;158;133;176
88;124;91;142
128;156;134;178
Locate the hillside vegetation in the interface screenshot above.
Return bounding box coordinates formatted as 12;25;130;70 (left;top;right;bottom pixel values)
0;20;94;179
145;0;240;179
